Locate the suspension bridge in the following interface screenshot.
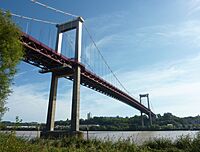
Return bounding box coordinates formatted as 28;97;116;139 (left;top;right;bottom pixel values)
4;1;156;135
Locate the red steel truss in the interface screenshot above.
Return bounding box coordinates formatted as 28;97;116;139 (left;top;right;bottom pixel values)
21;32;155;117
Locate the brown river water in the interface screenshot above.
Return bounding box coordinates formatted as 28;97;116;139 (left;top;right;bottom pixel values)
2;130;199;145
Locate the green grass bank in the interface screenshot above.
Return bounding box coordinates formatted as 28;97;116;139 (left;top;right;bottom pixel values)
0;132;200;152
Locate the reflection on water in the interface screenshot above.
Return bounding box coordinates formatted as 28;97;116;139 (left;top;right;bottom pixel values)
1;130;199;145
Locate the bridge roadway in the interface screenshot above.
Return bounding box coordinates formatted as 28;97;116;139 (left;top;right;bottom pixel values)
21;32;155;117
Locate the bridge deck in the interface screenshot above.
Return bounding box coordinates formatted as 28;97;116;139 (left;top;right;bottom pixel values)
21;33;155;117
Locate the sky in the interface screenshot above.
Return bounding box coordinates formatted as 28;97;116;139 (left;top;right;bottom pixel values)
1;0;200;122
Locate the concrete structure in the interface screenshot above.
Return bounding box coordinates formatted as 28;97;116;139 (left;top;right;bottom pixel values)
139;94;152;126
21;20;156;137
139;96;144;128
46;17;84;133
46;73;58;131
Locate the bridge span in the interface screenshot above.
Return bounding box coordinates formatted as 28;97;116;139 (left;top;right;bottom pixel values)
20;17;155;133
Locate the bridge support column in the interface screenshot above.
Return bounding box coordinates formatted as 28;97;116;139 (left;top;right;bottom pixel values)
71;17;83;133
147;95;152;126
46;73;58;131
45;17;84;134
140;93;153;127
141;112;144;127
139;96;144;127
71;66;81;132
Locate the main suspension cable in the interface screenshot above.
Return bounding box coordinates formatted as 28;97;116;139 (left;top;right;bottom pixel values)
3;10;57;25
83;24;130;94
30;0;78;18
23;1;131;95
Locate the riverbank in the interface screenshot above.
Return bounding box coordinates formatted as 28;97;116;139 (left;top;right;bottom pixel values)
0;132;200;152
2;128;200;131
1;130;199;145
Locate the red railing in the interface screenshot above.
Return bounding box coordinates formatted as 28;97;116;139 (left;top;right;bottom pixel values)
21;32;156;117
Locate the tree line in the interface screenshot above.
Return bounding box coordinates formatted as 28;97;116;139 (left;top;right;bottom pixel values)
1;113;200;131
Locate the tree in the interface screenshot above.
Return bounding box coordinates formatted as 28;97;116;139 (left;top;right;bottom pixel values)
0;10;23;120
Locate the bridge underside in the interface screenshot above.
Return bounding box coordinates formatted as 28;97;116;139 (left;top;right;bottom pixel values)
21;33;156;117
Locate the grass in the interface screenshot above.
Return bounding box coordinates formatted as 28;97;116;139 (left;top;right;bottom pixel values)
0;132;200;152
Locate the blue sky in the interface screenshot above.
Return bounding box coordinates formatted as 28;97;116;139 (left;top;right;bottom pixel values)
1;0;200;122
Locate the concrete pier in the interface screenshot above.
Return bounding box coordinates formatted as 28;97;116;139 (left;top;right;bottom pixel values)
44;17;84;134
46;73;58;131
71;66;81;132
140;93;152;126
147;94;152;126
139;96;144;127
71;17;83;132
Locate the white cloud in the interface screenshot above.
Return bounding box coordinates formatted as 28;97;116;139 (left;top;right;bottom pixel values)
83;34;117;63
4;8;200;122
3;52;200;122
15;68;38;78
128;20;200;49
3;76;137;122
115;53;200;116
80;86;138;118
3;83;49;122
83;19;200;67
187;0;200;16
3;80;73;122
84;11;127;35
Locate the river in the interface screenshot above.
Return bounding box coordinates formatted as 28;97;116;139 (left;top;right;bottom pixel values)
2;130;199;145
84;130;199;145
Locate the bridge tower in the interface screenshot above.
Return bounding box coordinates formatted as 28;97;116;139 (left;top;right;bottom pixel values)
46;17;84;133
139;94;152;126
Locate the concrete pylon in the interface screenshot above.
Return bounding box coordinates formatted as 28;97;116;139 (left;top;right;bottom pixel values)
71;66;81;132
53;17;84;133
139;93;152;126
46;73;58;131
46;24;65;131
46;21;63;131
46;17;84;132
139;96;144;127
147;94;152;126
71;17;84;133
